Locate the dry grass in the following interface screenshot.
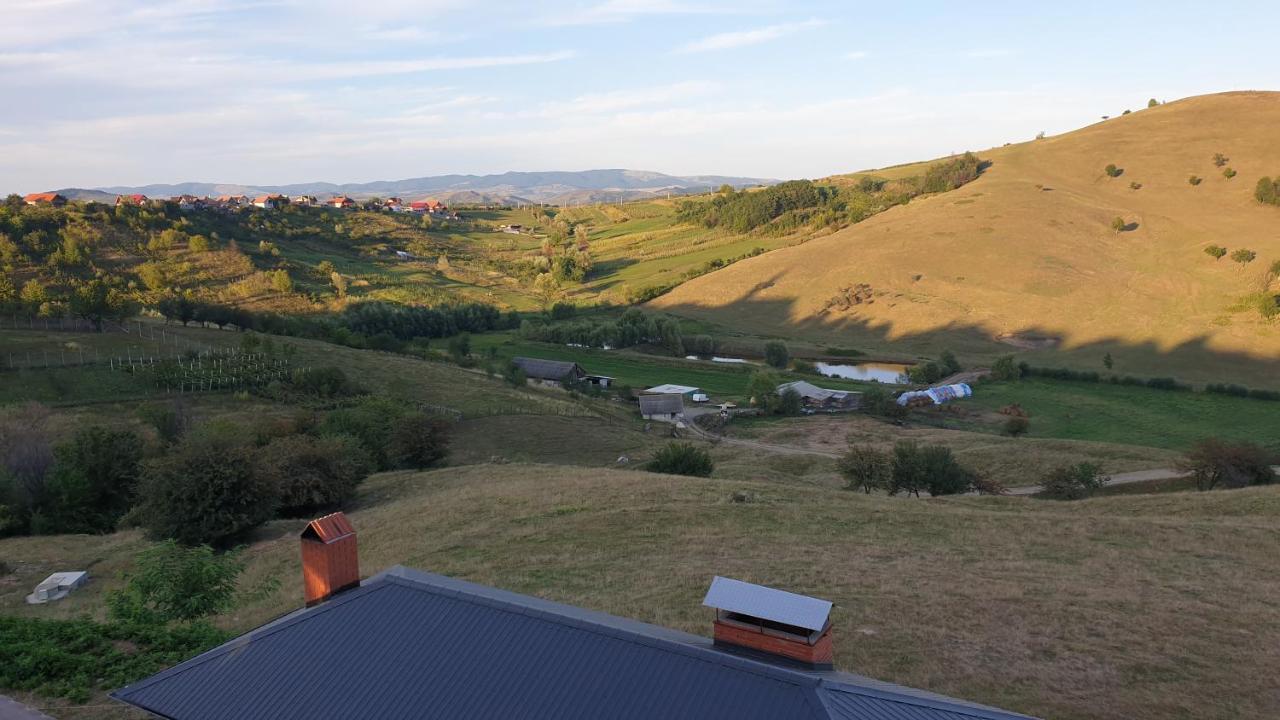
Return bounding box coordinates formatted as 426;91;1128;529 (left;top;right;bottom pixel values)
4;466;1278;720
652;91;1280;387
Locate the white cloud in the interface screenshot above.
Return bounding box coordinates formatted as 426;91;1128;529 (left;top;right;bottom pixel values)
843;50;869;60
675;18;825;54
543;0;728;26
966;48;1014;58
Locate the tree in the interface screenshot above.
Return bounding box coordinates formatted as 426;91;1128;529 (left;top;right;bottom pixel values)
1212;153;1229;168
907;361;942;385
532;272;561;309
916;444;978;496
70;278;131;331
107;541;243;625
389;413;452;470
316;260;336;278
1111;216;1128;232
1257;177;1280;206
503;362;527;388
1204;245;1227;260
1103;352;1114;370
38;427;143;534
779;388;803;416
746;370;781;412
1223;168;1237;179
1040;463;1109;500
268;269;293;293
763;341;789;369
255;434;371;516
940;350;962;376
838;445;890;493
1148;98;1159;108
447;332;471;360
1188;175;1202;186
991;355;1021;381
1003;415;1030;438
1104;164;1122;178
888;441;930;497
188;235;210;252
1230;248;1257;269
646;442;714;477
330;271;347;298
1179;439;1276;491
134;429;279;547
19;279;48;308
0;273;16;307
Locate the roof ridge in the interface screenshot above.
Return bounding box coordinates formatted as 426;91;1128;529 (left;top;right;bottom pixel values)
818;678;1038;720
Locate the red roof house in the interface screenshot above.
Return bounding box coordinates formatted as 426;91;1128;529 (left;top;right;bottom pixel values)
23;192;67;207
327;196;356;209
115;194;148;206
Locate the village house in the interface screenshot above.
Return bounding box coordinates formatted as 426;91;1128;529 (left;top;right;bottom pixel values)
327;195;356;209
115;193;148;207
512;357;586;387
292;195;318;207
776;380;861;411
639;392;685;422
215;194;249;209
23;192;67;207
111;513;1033;720
170;195;204;211
644;383;707;402
253;194;287;209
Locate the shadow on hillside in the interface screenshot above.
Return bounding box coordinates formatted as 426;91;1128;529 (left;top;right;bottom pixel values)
651;276;1280;389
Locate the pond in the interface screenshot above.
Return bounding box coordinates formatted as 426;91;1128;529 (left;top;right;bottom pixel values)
815;361;911;384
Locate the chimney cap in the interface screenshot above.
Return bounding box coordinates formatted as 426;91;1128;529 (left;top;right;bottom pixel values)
703;576;832;633
302;512;356;544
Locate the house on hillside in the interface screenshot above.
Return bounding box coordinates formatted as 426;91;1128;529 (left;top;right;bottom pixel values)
776;380;860;411
111;512;1035;720
115;194;148;206
645;384;707;402
639;393;684;422
23;192;67;207
170;195;205;211
292;195;318;207
327;195;356;209
215;195;249;209
512;356;586;387
253;194;287;209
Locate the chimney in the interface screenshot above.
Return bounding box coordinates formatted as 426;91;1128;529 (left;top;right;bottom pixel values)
300;512;360;606
702;576;834;669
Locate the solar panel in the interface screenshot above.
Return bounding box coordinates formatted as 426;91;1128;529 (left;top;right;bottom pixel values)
703;577;832;633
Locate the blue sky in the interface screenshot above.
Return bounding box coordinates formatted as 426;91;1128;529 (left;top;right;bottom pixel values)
3;0;1276;191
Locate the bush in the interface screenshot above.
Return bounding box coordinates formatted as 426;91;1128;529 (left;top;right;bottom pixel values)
389;413;452;469
1003;416;1030;438
779;388;803;416
991;355;1022;381
134;429;278;547
1223;167;1237;179
763;341;789;369
645;442;714;477
1111;216;1127;232
907;361;942;385
107;541;244;624
858;383;906;419
1188;175;1202;186
504;362;527;388
447;332;471;360
1129;181;1142;190
889;441;977;496
1040;463;1109;500
1179;439;1277;491
1230;248;1256;267
320;396;403;470
255;434;372;516
1204;245;1227;260
838;445;891;493
1257;176;1280;206
289;366;357;398
940;350;962;375
37;427;142;534
1212;153;1229;167
1104;164;1122;178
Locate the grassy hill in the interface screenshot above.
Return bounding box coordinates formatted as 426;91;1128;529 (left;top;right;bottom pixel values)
651;92;1280;387
4;466;1280;720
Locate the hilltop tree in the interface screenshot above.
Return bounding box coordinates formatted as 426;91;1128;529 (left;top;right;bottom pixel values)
1230;248;1257;269
1204;245;1228;260
1147;98;1159;108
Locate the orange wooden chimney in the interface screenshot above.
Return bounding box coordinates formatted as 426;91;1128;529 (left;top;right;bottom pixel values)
300;512;360;606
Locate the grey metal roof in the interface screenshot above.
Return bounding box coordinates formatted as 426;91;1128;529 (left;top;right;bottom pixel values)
112;566;1038;720
639;393;684;415
512;356;583;380
778;381;853;403
704;576;832;632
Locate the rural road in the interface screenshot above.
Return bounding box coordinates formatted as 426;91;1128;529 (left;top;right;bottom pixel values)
681;418;1222;496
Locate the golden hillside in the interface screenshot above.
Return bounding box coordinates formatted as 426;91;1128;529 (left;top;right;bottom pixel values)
652;92;1280;381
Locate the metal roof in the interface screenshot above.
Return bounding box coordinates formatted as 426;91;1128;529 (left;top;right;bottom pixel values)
113;566;1038;720
704;576;832;632
639;393;684;415
777;381;853;403
301;512;354;543
512;357;584;380
645;384;700;395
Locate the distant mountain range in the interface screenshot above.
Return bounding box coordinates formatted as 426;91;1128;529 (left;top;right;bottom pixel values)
56;169;776;205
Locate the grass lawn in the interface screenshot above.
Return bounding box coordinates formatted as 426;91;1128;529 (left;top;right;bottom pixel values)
961;378;1280;451
5;466;1280;720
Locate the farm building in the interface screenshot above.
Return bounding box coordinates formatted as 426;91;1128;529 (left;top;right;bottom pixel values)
512;357;586;386
777;380;860;410
327;195;356;209
644;384;705;401
639;393;684;422
115;193;148;206
253;194;287;209
112;513;1035;720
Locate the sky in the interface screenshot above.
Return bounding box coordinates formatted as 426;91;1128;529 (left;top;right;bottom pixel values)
2;0;1277;191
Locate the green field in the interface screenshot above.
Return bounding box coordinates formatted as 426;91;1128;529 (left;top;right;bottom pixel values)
960;378;1280;450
